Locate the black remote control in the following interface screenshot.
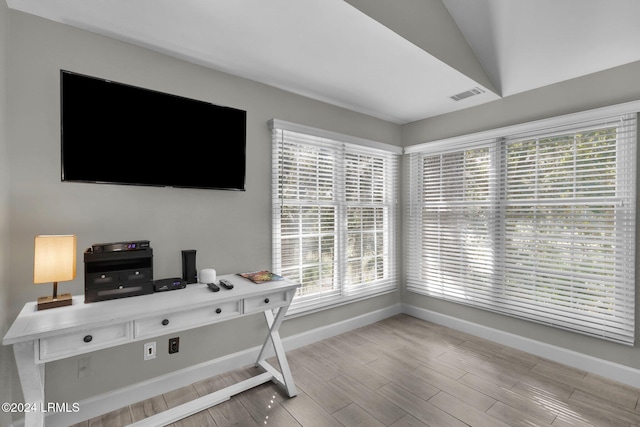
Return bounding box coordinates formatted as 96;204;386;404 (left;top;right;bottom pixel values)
219;279;234;290
207;282;220;292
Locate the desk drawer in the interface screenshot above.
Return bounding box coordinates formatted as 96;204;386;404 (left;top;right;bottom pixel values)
134;300;242;339
244;291;289;314
39;322;131;361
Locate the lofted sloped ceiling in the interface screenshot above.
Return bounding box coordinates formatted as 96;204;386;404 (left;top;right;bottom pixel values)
6;0;640;124
442;0;640;97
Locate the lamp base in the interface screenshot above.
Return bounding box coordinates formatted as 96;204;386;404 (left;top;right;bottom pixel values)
37;293;72;310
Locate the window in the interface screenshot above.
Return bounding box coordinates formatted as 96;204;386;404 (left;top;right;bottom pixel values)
407;111;637;344
271;120;400;314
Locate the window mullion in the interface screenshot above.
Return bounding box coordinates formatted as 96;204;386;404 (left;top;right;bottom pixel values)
336;144;346;296
493;138;506;308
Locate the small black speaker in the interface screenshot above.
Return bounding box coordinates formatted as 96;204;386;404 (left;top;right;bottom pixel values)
181;250;197;284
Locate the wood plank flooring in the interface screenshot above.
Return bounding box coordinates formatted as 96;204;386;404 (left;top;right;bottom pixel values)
72;314;640;426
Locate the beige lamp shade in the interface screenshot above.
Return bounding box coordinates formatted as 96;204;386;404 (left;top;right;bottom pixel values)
34;235;77;284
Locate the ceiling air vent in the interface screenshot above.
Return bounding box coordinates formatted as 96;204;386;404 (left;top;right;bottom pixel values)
450;87;485;101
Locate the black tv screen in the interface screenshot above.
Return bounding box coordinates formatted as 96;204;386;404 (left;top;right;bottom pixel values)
61;70;246;191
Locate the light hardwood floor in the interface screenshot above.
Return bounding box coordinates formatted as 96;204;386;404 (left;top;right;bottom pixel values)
72;314;640;427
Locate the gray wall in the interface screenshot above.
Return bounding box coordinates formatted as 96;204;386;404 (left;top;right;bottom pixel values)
0;1;13;426
5;10;401;404
402;60;640;370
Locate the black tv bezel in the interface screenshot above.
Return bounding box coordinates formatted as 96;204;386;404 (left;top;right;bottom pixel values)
60;70;247;191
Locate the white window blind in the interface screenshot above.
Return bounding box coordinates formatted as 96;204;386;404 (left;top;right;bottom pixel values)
407;113;637;344
271;120;399;314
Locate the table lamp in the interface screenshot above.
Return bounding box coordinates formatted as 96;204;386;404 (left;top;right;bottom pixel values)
34;234;76;310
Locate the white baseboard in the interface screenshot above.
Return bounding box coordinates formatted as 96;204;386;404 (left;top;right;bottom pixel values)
403;304;640;389
38;303;403;427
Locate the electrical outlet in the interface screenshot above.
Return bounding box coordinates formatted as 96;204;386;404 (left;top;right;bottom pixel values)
168;337;180;354
144;342;156;360
78;356;92;378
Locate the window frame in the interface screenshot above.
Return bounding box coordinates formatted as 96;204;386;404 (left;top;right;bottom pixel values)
406;105;637;345
270;120;401;315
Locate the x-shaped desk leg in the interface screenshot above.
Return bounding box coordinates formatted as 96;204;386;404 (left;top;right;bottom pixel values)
255;294;297;398
14;341;45;427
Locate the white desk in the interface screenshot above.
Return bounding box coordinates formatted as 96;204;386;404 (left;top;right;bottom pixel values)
3;274;300;427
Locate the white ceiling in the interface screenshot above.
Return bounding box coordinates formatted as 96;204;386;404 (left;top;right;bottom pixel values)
443;0;640;97
6;0;640;124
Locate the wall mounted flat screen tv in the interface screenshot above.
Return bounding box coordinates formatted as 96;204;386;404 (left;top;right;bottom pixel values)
61;70;246;191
